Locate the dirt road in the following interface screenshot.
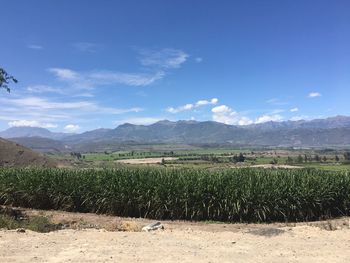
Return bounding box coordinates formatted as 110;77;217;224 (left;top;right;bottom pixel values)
1;220;350;262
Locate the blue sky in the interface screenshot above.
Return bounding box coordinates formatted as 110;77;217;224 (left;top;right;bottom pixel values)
1;0;350;132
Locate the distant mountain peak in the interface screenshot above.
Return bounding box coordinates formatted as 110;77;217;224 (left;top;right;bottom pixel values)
0;126;73;140
154;120;174;125
2;115;350;149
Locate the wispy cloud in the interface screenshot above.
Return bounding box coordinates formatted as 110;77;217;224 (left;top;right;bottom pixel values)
166;98;218;113
195;57;203;63
0;95;143;129
266;98;288;106
89;71;165;87
27;84;94;98
1;47;191;131
1;96;94;110
27;44;43;50
139;48;189;69
72;42;100;52
27;85;66;95
2;96;143;114
47;48;188;91
290;107;299;112
48;67;165;88
270;109;285;114
8;120;57;128
49;68;80;81
308;92;321;98
290;115;309;121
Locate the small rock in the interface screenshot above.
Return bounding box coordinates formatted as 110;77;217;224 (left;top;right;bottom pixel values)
142;222;164;232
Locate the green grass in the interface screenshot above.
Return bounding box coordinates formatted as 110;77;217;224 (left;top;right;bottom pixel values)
0;214;59;232
1;167;350;223
82;148;252;162
301;163;350;171
174;148;251;155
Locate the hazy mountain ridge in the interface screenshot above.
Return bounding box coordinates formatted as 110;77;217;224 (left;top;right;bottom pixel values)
1;116;350;152
0;127;74;140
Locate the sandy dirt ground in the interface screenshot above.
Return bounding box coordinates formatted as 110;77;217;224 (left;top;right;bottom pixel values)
116;157;178;164
1;209;350;263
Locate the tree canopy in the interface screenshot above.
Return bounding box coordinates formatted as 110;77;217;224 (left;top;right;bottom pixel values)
0;68;17;92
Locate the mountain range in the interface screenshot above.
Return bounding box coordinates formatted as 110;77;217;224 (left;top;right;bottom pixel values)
1;115;350;152
0;126;73;140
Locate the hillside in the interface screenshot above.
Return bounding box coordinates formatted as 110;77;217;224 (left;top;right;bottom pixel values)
9;137;68;153
2;116;350;152
0;138;57;168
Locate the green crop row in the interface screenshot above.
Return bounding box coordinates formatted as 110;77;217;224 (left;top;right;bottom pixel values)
0;167;349;222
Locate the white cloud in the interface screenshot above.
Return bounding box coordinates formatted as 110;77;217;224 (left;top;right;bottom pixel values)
195;100;209;107
290;107;299;112
165;107;176;113
27;85;65;95
27;44;43;50
167;98;218;113
308;92;321;98
195;57;203;63
211;105;231;114
0;96;144;131
211;105;238;124
49;68;79;81
89;71;165;87
98;107;143;115
211;98;219;104
0;96;142;114
8;120;57;128
139;48;189;69
166;104;193;113
270;109;285;114
255;114;283;124
213;112;284;125
290;115;310;121
72;92;95;98
72;42;99;52
238;117;253;125
2;96;94;110
47;48;188;90
211;105;236;124
64;124;80;132
266;98;288;106
8;98;143;117
211;105;253;125
48;67;164;88
195;98;218;107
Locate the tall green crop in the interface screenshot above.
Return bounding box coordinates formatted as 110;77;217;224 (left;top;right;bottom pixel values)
0;167;349;222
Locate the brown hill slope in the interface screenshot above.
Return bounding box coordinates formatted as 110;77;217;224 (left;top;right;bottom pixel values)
0;138;56;168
